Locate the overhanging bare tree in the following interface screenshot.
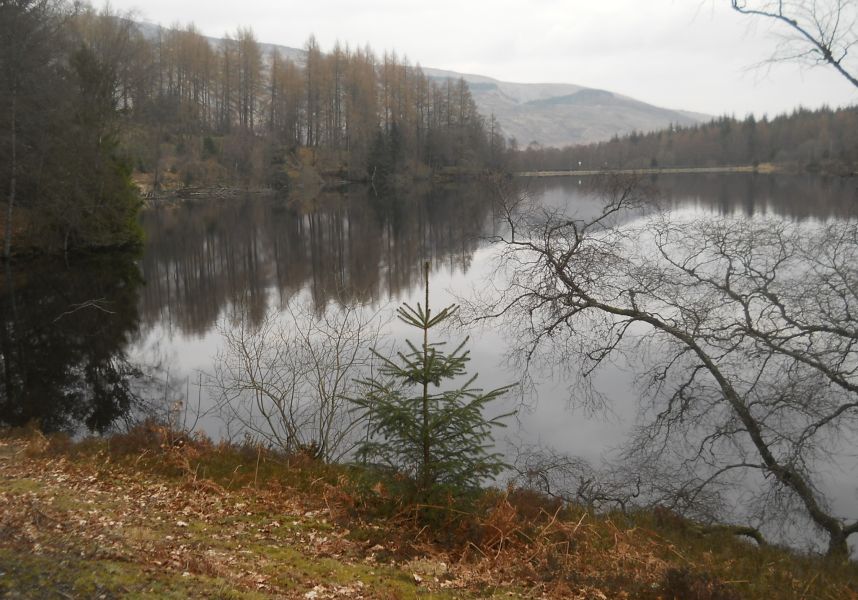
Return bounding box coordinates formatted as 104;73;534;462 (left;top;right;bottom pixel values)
478;177;858;557
731;0;858;88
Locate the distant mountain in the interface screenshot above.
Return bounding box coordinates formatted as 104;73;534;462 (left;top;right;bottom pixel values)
134;21;308;64
134;22;708;148
423;68;708;148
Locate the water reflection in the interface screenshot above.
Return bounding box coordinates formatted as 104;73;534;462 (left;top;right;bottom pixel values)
3;174;856;446
138;174;858;345
525;172;858;221
655;172;858;219
138;182;499;336
0;254;145;433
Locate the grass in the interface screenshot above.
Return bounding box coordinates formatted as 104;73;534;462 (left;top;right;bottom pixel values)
1;424;856;599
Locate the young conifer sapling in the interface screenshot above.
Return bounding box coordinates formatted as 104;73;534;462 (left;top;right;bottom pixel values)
354;262;514;499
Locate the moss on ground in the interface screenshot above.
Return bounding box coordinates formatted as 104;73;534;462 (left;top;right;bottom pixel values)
0;549;261;599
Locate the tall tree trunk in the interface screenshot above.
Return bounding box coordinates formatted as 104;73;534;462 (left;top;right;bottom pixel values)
4;89;17;261
1;260;18;409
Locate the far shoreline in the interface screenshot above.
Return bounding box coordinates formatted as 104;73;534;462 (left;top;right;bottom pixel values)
516;163;858;177
516;165;775;177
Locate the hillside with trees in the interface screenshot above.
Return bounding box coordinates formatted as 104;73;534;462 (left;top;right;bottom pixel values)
0;1;506;257
123;25;505;190
514;106;858;174
423;67;708;149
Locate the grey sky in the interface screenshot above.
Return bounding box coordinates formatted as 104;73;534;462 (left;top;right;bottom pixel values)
112;0;858;117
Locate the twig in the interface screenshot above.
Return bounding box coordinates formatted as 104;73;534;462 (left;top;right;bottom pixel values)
53;298;114;322
537;505;563;537
414;525;428;541
134;449;150;465
254;445;262;488
467;540;488;558
570;511;587;535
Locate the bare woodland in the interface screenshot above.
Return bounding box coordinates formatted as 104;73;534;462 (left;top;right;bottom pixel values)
5;0;858;564
520;1;858;174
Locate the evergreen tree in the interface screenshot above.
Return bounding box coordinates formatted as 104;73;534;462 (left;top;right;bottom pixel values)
354;262;513;499
1;1;141;257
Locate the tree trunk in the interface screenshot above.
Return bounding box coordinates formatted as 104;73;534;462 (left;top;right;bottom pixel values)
827;529;850;559
4;90;17;261
1;261;18;411
421;261;431;494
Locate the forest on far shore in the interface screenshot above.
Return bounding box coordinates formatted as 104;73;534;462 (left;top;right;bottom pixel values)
514;105;858;175
114;21;508;189
0;1;508;257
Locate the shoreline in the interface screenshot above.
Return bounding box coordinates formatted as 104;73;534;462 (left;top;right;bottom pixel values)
516;165;773;177
516;164;858;177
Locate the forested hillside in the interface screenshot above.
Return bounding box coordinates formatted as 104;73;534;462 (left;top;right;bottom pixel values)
0;1;505;257
123;24;505;188
515;106;858;174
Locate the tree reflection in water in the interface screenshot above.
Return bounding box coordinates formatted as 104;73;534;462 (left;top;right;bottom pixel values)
137;181;498;336
0;253;145;433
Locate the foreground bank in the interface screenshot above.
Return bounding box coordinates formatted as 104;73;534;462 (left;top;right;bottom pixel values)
0;426;855;599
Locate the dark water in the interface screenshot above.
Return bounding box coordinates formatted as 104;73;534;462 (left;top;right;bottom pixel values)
0;254;143;433
2;173;857;551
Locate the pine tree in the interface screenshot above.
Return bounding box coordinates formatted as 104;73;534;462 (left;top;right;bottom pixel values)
354;262;513;499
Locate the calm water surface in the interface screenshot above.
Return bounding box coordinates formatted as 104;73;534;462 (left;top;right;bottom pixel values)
2;173;857;551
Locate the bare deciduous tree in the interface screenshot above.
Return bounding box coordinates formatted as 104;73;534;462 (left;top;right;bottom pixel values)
213;299;385;462
731;0;858;88
478;177;858;557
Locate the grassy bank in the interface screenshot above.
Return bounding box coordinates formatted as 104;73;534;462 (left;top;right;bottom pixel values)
1;426;855;599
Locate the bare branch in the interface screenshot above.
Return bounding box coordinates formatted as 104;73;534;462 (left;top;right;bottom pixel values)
731;0;858;88
476;176;858;557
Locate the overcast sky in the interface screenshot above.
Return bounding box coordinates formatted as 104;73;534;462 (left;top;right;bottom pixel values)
110;0;858;117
